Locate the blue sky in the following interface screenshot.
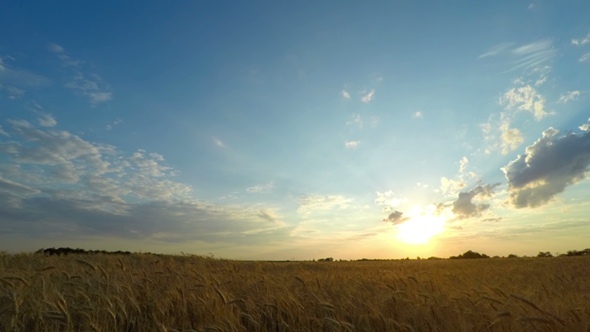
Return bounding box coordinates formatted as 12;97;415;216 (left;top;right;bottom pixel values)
1;1;589;259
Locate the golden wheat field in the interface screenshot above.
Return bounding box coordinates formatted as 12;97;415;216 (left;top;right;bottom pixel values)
1;253;589;332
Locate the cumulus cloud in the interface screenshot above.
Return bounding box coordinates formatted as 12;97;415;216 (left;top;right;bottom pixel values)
344;141;360;149
361;89;375;103
557;91;581;104
297;194;352;214
383;210;410;225
500;85;548;120
440;177;465;196
451;183;498;219
502;127;590;208
571;33;590;46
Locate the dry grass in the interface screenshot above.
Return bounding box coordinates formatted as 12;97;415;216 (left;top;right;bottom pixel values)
1;252;589;331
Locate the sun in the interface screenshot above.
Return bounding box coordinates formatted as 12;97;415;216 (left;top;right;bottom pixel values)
397;205;446;245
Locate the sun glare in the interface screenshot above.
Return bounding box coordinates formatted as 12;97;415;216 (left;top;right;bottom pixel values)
397;205;446;245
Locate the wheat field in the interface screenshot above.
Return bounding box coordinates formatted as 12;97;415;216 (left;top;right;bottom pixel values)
1;252;589;331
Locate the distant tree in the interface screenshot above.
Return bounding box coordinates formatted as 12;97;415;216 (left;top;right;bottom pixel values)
537;251;553;258
450;250;490;259
507;254;519;258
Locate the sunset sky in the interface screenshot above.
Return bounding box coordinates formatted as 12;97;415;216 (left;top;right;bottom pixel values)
1;1;589;259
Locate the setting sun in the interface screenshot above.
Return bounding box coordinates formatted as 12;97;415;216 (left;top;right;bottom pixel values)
397;205;446;244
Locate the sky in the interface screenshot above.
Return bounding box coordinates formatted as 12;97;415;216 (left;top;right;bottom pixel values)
1;1;589;260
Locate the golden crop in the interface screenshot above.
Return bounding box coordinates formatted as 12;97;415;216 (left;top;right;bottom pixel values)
1;253;588;331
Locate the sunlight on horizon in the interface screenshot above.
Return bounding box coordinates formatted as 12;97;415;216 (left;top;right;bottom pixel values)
397;205;446;245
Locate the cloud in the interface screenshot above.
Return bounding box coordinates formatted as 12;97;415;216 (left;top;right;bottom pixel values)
0;56;50;97
451;183;497;219
213;138;226;148
478;42;514;59
479;40;555;72
499;120;524;155
0;176;40;195
246;182;274;193
341;90;351;100
571;33;590;46
557;91;581;104
106;117;123;131
459;157;469;173
375;191;407;212
361;89;375;103
580;52;590;63
49;43;112;105
344;141;359;149
297;194;352;214
0;126;8;136
0;118;287;242
413;111;423;119
502;127;590;208
481;217;502;222
347;114;363;128
500;85;548;120
440;177;465;197
383;210;410;225
37;113;57;127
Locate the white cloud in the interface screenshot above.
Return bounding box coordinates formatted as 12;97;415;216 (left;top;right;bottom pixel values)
297;194;352;214
0;126;8;136
246;182;274;193
413;111;423;119
375;191;407;212
344;141;360;149
213;137;226;148
480;40;555;72
580;52;590;63
37;113;57;127
106;117;123;131
478;42;514;59
459;156;469;173
534;75;547;87
571;33;590;46
341;90;351;100
0;118;289;243
347;114;363;128
500;120;524;155
500;85;548;120
361;89;375;103
557;90;580;104
49;43;112;105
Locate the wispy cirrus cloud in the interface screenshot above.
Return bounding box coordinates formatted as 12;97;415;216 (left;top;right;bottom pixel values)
297;194;352;215
246;182;274;193
479;40;556;72
580;52;590;63
48;43;112;106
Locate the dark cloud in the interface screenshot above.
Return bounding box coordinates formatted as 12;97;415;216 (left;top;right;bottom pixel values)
452;183;498;219
481;218;502;223
502;127;590;208
383;210;410;225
